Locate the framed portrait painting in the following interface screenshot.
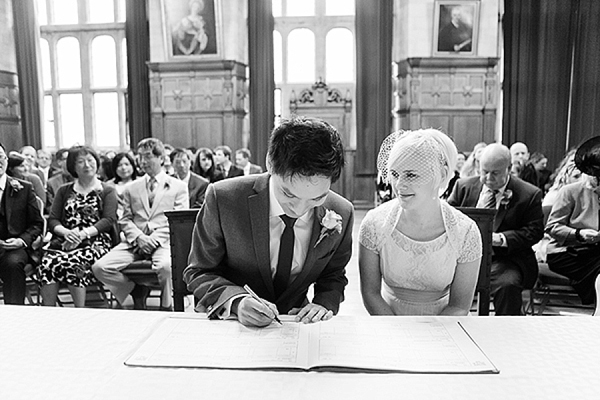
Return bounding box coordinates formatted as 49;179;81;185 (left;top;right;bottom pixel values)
162;0;222;59
433;0;480;57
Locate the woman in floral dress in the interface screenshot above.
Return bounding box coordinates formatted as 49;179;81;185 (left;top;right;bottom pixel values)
39;146;117;307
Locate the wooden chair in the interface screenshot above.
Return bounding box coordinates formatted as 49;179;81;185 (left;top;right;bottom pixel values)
119;209;200;311
455;207;496;315
165;209;200;311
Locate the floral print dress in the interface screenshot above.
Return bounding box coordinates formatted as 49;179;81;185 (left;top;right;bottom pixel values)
39;190;112;287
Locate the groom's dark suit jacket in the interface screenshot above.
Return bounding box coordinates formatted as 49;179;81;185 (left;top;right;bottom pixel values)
447;175;543;289
184;173;354;315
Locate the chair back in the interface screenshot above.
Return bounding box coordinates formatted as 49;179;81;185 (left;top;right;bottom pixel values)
455;207;496;315
166;209;200;311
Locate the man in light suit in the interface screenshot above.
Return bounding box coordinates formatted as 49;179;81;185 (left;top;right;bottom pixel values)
0;143;44;304
235;148;263;175
93;138;189;311
184;117;354;327
170;148;209;208
448;143;543;315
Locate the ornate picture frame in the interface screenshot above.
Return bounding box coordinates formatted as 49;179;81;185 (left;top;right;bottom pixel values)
433;0;480;57
162;0;222;59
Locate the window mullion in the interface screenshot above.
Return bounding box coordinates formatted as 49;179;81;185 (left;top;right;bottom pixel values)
80;31;94;147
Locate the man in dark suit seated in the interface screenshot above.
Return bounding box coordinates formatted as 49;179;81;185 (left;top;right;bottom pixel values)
235;148;263;175
170;148;209;208
184;117;354;327
0;143;45;305
213;145;244;179
448;143;544;315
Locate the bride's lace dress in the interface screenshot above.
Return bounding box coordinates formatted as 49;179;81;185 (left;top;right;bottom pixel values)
359;200;482;315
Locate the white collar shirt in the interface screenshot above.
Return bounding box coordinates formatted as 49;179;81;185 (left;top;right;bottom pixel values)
268;177;314;282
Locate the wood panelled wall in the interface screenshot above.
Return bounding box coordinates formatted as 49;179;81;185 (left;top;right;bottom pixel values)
394;58;499;153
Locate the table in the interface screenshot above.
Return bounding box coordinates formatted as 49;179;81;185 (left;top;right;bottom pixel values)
2;306;599;399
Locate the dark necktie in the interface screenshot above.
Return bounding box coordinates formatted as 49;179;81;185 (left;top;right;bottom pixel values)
274;215;297;298
482;189;498;209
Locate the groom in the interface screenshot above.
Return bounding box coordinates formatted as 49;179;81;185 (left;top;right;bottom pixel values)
184;117;354;327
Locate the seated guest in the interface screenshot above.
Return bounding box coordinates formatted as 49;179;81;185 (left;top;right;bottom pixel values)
93;138;189;311
184;116;354;327
20;145;46;187
6;152;46;206
107;152;138;196
36;149;52;183
46;148;73;215
534;149;582;263
359;129;482;316
0;143;45;305
546;137;600;306
192;147;224;183
38;146;118;307
448;143;544;315
510;142;538;187
530;152;551;192
235;148;263;175
163;144;175;176
214;145;243;179
170;148;209;208
459;142;486;179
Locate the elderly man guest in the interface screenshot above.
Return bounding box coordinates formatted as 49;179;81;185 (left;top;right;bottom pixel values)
184;117;354;327
448;143;544;315
0;143;45;304
170;148;209;208
93;138;189;311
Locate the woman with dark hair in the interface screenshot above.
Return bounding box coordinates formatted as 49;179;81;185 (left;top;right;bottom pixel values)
39;146;118;307
107;152;138;196
192;147;224;183
6;151;46;205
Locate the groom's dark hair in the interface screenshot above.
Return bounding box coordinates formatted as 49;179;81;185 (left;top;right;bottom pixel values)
268;116;344;183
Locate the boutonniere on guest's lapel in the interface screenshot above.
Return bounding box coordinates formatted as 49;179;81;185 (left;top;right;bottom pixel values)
8;179;23;196
314;209;343;248
499;190;513;208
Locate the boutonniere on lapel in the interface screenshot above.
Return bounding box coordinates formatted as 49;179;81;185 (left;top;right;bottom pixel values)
314;209;343;248
499;190;513;208
8;179;23;196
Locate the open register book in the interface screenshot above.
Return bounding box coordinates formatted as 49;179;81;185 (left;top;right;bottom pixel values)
126;316;498;374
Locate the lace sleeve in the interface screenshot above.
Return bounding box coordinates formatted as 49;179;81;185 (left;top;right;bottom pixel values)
457;219;483;264
358;210;381;254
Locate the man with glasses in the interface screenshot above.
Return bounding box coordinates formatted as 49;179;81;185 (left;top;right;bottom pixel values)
0;143;44;304
93;138;189;311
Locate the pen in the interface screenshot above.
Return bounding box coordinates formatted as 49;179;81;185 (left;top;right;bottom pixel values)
243;284;283;325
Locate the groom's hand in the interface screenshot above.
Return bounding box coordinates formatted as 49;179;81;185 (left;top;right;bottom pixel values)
289;303;333;324
234;296;279;328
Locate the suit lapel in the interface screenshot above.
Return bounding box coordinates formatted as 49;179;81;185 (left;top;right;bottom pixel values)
468;179;483;206
248;176;274;296
4;178;17;222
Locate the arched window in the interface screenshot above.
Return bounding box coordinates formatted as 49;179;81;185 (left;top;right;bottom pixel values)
326;28;353;82
287;29;315;83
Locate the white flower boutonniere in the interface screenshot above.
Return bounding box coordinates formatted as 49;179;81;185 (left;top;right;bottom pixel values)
8;179;23;196
499;190;513;208
314;209;343;248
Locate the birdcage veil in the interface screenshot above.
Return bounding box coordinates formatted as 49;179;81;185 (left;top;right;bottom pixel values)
376;129;457;191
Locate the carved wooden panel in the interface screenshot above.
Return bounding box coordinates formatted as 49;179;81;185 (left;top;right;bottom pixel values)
394;57;499;152
148;60;246;150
